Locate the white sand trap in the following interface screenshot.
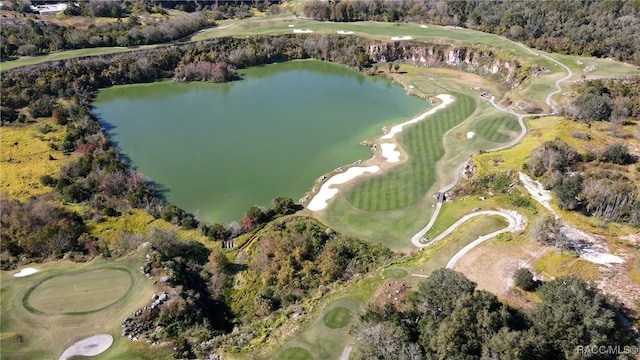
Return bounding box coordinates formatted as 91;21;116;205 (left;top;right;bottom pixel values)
293;29;313;33
288;24;295;28
382;94;454;140
380;143;400;163
466;131;475;139
12;267;38;277
336;30;354;34
308;166;380;211
390;36;412;40
59;334;113;360
420;25;428;28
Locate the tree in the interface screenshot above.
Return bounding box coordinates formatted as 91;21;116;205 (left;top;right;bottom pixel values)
530;277;632;359
527;140;579;177
273;197;298;215
573;93;612;121
429;291;510;359
17;44;38;56
602;143;633;165
530;216;569;249
552;173;582;210
513;267;536;291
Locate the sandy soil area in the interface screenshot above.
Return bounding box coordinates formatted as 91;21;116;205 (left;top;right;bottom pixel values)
12;267;38;277
518;172;624;264
307;166;380;211
58;334;113;360
390;36;412;40
380;143;400;163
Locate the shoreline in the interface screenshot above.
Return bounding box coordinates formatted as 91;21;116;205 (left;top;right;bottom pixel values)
306;94;455;211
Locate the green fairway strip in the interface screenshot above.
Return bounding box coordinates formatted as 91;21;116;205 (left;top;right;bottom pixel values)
346;93;475;211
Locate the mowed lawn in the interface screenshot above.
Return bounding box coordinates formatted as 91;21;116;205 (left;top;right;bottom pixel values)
0;256;172;360
346;93;475;211
25;268;132;314
473;113;521;143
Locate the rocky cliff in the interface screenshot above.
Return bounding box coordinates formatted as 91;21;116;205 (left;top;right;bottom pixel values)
369;42;528;86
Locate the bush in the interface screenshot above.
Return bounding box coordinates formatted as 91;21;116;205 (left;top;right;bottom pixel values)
602;143;633;164
513;268;536;291
39;174;57;187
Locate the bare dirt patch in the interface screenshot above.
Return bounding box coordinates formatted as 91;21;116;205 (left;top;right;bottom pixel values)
455;239;548;298
375;280;410;308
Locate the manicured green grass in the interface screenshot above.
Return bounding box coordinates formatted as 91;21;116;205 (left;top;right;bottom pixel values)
275;347;313;360
273;297;362;360
474;113;521;143
322;307;352;329
346;93;475;211
24;268;132;315
382;267;408;280
0;255;172;360
0;45;159;71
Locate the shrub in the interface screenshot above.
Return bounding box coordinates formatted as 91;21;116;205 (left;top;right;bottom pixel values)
39;174;57;187
513;268;536;291
602;143;633;164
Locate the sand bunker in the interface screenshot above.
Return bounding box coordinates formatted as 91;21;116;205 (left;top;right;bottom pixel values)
293;29;313;33
390;36;412;40
420;25;428;28
466;131;475;139
59;334;113;360
288;24;295;28
382;94;454;140
308;166;380;211
336;30;354;34
12;267;38;277
380;143;400;163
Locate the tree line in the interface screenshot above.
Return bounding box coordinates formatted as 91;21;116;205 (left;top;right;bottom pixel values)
303;0;640;65
353;268;636;360
0;13;212;60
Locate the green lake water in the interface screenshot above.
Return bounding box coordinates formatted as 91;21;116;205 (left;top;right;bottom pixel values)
93;60;427;223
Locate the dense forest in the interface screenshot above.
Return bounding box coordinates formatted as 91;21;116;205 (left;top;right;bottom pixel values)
303;0;640;65
353;268;635;360
0;0;283;60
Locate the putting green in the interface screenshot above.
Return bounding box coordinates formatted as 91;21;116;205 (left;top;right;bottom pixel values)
276;347;313;360
24;268;132;314
322;307;352;329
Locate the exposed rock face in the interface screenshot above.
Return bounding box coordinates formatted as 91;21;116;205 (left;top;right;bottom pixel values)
369;42;525;86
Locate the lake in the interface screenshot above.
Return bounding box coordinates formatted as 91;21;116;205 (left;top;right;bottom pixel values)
93;60;427;223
